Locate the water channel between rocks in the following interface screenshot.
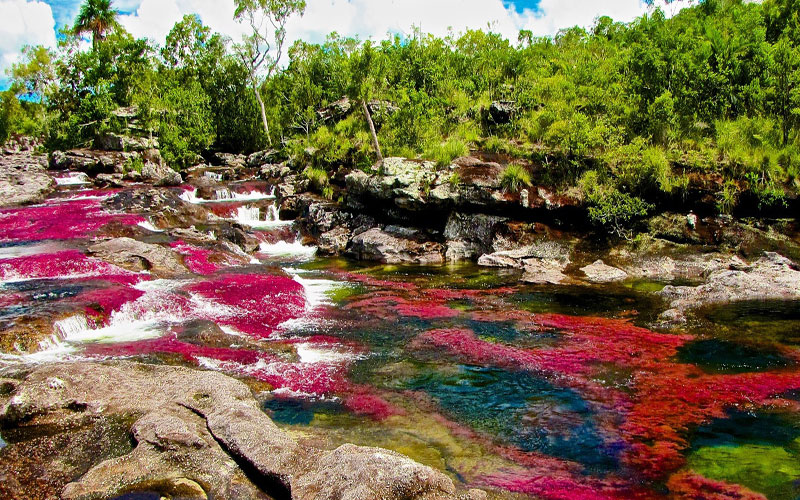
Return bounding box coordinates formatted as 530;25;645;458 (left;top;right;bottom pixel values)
2;180;800;500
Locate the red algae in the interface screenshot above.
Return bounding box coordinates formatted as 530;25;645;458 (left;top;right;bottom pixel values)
170;241;224;275
344;391;406;420
666;471;767;500
187;274;306;337
412;318;800;486
83;336;274;365
0;199;143;242
0;250;144;285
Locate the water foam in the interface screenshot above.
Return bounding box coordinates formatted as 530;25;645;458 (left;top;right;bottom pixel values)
180;187;275;204
53;172;91;186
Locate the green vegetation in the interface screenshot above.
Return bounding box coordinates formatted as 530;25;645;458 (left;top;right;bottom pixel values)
500;164;532;192
3;0;800;234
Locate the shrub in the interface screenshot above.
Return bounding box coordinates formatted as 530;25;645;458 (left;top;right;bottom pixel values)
587;190;653;239
500;164;532;192
123;156;144;174
303;166;330;191
425;138;469;168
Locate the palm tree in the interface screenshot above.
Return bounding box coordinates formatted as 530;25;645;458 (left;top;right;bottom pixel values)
73;0;119;49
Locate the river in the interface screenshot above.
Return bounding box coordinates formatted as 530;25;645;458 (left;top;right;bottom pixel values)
2;180;800;499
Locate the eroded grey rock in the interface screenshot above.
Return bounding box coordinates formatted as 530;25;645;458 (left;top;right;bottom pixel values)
580;260;628;283
0;362;475;500
0;152;53;207
658;252;800;322
88;237;187;277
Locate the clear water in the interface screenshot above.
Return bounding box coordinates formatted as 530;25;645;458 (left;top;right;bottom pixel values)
2;184;800;499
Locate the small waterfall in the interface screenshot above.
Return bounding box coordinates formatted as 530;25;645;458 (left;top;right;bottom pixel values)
43;315;92;349
204;171;224;182
235;206;262;225
54;172;91;186
181;186;275;204
258;233;317;259
214;188;234;201
137;219;163;232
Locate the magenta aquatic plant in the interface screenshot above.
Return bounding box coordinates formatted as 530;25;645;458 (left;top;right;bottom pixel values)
0;199;143;242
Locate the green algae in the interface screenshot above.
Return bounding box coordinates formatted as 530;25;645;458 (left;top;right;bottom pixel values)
687;443;800;500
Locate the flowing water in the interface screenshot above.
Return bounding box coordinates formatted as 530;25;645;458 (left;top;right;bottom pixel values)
2;181;800;499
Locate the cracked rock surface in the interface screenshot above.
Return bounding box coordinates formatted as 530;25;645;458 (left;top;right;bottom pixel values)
0;362;480;500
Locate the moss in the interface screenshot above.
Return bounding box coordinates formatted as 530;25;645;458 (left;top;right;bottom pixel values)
687;444;800;500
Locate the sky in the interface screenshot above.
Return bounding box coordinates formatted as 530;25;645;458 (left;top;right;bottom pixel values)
0;0;689;86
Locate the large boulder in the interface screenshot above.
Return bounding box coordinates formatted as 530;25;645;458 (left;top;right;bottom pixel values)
50;149;130;176
580;260;628;283
444;212;507;261
348;227;445;265
292;444;457;500
0;362;477;500
0;152;53;207
88;237;187;277
658;252;800;323
141;161;182;186
95;132;158;152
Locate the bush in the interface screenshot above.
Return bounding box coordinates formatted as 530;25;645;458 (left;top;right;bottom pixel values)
303;166;330;191
425;138;468;168
587;190;653;239
500;164;532;192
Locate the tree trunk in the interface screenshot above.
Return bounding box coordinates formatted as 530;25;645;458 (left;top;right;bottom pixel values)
253;81;271;146
362;100;383;169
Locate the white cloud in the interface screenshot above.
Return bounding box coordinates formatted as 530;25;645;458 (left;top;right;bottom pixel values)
0;0;57;75
117;0;691;49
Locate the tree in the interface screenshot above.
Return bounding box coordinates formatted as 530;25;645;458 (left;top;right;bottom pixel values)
347;41;386;167
767;37;800;146
233;0;306;145
10;46;57;103
162;15;212;72
73;0;119;50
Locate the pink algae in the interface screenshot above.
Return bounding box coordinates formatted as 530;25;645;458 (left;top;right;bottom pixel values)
186;274;306;338
344;391;406;421
412;317;800;484
0;198;143;242
170;241;223;275
0;250;144;285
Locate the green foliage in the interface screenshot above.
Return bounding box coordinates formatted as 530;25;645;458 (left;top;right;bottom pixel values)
303;166;332;198
157;79;215;169
588;190;653;239
500;164;532;192
425;138;468;168
7;0;800;231
123;156;144;174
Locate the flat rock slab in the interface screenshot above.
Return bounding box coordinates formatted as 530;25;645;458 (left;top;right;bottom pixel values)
580;260;628;283
0;362;478;500
658;252;800;323
88;237;187;277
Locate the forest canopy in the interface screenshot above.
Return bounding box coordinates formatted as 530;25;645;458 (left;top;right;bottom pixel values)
2;0;799;226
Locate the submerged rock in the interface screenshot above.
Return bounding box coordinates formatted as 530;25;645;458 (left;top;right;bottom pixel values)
0;152;53;207
0;362;475;500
